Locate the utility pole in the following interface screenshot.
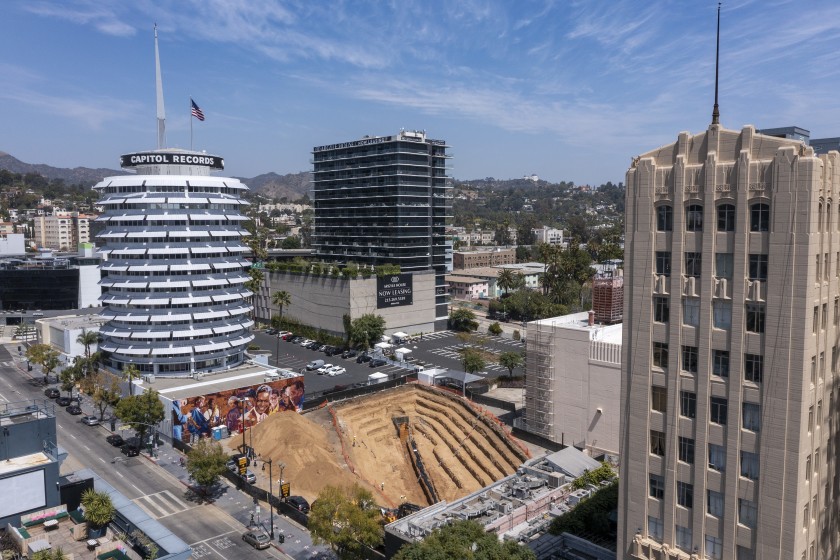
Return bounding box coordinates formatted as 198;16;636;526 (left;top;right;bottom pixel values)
266;458;274;539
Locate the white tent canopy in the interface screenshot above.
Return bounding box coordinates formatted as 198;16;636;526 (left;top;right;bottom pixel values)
374;341;392;349
395;347;412;355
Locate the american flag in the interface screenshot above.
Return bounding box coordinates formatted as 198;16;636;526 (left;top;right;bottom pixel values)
191;99;205;121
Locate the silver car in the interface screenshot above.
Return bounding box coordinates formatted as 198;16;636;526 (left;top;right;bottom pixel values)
242;530;270;550
81;415;99;426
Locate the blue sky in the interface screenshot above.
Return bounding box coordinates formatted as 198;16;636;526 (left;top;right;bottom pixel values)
3;1;840;186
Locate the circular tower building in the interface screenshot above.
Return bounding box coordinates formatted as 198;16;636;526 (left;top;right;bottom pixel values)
94;149;254;376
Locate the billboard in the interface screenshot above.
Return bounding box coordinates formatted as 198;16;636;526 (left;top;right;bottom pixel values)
171;376;304;443
377;273;413;308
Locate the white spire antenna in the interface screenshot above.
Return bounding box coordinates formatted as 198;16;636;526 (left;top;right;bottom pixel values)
154;24;166;149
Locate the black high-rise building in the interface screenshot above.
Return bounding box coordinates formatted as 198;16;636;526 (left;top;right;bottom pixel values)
312;131;452;328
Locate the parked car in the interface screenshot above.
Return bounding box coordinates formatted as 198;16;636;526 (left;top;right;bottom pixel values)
325;346;342;357
280;332;295;340
316;363;334;374
307;341;321;350
341;349;358;359
56;396;72;406
265;328;278;336
226;453;250;473
65;405;83;415
241;469;256;484
81;415;99;426
287;495;310;514
106;434;125;447
121;443;140;457
369;358;387;368
306;359;325;371
289;336;304;344
277;331;292;339
356;352;372;363
43;388;60;399
327;366;346;376
242;530;271;550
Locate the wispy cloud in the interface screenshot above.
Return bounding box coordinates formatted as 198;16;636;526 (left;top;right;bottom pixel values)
24;0;135;36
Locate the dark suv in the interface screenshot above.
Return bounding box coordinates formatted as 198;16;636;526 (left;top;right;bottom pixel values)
287;495;310;514
43;388;60;399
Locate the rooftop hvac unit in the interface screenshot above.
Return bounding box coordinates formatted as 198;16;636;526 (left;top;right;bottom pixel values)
547;472;565;488
144;374;155;384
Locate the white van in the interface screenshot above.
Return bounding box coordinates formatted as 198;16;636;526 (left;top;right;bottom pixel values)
306;359;325;371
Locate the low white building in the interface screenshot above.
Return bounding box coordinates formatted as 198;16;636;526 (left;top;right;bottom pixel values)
520;311;621;458
37;314;106;359
531;226;565;246
0;233;25;256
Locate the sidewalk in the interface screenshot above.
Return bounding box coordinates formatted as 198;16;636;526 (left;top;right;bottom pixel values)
157;446;336;560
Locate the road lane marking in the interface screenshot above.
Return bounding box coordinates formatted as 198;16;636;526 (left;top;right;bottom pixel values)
116;471;124;478
84;445;91;451
132;484;141;493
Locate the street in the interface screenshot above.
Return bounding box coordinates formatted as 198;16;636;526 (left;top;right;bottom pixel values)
0;342;336;560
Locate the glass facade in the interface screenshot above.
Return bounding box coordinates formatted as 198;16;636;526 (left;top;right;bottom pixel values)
312;132;452;325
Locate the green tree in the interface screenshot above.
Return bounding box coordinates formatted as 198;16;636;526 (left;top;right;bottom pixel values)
121;363;141;396
348;314;386;350
271;290;291;322
25;343;61;383
114;389;165;453
281;235;302;249
498;351;524;378
308;484;383;560
460;348;485;375
186;439;228;495
394;519;535;560
92;372;122;421
449;308;479;332
487;322;503;336
59;361;83;398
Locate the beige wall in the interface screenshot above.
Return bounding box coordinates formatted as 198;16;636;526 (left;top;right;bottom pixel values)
525;315;621;457
255;271;437;335
619;124;840;560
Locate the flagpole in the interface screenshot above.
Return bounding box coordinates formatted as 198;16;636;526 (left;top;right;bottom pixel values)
190;97;193;151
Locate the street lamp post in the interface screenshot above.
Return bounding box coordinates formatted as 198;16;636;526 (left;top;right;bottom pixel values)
238;398;247;455
266;458;274;538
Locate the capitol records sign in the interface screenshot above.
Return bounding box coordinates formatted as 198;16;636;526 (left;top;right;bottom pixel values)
377;274;413;308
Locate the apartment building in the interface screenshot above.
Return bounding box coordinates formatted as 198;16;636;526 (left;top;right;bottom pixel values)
453;247;516;269
619;123;840;559
32;213;91;251
532;226;565;246
312;130;452;328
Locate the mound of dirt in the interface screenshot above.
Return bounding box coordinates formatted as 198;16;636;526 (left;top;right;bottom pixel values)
224;384;528;507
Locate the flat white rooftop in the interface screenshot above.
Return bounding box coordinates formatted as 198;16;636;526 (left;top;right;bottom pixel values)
529;312;623;344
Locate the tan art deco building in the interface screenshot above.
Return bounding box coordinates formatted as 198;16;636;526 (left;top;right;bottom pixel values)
619;123;840;559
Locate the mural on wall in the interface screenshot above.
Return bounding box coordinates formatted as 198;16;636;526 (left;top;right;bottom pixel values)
171;376;304;442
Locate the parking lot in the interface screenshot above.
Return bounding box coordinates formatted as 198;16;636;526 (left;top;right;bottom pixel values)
251;329;525;395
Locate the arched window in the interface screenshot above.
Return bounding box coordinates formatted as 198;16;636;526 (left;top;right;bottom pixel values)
717;204;735;232
750;203;770;232
657;205;673;232
818;202;824;232
827;202;832;232
686;204;703;232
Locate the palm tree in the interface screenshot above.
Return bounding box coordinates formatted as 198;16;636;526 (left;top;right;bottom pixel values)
123;363;140;396
272;290;291;322
76;329;98;361
497;268;516;295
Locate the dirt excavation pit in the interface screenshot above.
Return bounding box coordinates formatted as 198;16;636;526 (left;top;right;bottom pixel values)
234;384;529;507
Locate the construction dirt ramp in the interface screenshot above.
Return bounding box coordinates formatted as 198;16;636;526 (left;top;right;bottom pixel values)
234;383;529;507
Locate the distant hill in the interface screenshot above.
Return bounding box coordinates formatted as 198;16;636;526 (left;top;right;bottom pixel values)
0;151;311;200
234;171;310;200
0;151;127;186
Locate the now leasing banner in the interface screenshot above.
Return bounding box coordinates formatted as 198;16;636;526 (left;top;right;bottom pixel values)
377;274;413;308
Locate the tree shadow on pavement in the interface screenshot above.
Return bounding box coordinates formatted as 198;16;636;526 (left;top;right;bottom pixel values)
183;482;228;504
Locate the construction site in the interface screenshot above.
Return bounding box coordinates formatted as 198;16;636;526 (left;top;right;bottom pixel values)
234;383;530;508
